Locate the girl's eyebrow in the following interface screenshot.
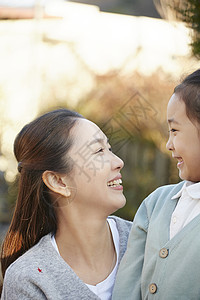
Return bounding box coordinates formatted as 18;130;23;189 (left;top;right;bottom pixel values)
168;118;180;125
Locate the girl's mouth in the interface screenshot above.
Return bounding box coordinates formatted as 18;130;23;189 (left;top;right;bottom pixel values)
177;158;184;168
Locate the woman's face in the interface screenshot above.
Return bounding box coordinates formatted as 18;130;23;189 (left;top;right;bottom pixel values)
66;119;126;217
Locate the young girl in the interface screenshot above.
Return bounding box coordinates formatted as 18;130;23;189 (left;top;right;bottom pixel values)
112;69;200;300
0;109;131;300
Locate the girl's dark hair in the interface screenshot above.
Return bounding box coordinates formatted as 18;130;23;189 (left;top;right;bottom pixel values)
0;108;84;285
174;69;200;123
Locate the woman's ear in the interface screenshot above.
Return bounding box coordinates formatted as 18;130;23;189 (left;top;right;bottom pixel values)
42;171;71;197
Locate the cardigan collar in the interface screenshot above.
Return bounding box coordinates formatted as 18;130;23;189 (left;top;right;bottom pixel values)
171;181;200;200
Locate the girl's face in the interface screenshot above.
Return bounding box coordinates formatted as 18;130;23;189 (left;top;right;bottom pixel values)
66;119;126;217
166;93;200;182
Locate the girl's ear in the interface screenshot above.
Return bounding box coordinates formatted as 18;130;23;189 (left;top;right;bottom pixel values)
42;171;71;197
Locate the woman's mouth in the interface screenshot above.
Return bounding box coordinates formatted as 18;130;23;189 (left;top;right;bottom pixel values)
107;178;123;190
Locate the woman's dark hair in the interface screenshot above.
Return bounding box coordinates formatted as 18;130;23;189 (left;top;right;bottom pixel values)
174;69;200;124
0;108;84;286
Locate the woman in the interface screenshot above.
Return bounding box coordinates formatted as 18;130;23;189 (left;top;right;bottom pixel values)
0;108;131;300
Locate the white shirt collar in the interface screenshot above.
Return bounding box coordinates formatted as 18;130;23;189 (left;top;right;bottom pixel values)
171;181;200;200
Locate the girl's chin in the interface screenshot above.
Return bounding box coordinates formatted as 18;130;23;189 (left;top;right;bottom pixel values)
178;168;186;180
179;171;200;182
179;174;187;181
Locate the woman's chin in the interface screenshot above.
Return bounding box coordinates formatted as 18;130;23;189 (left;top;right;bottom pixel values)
110;195;126;214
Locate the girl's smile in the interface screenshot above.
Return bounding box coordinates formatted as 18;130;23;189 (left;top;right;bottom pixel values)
173;156;184;168
166;93;200;182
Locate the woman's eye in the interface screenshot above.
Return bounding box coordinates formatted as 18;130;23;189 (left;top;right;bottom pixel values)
95;146;112;154
95;148;104;153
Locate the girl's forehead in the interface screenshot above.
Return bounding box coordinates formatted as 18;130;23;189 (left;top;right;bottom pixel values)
167;94;186;118
168;93;182;108
167;93;199;130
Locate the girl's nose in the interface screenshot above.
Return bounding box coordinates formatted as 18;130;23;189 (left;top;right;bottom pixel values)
166;137;174;151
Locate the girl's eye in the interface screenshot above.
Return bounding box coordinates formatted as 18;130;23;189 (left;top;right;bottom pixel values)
169;129;177;133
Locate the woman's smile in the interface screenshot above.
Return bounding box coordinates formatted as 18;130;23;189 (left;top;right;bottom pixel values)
107;174;123;191
68;118;126;214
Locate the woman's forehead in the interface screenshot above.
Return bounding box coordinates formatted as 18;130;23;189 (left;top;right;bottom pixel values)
72;119;107;145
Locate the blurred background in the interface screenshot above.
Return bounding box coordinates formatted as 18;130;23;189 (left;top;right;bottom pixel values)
0;0;200;242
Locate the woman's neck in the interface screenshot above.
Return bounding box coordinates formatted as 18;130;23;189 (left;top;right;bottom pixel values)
55;216;116;285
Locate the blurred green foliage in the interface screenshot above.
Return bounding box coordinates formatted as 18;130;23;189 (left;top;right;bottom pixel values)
168;0;200;57
69;0;160;18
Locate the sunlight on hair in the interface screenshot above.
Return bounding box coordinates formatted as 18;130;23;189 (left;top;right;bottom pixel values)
2;230;22;258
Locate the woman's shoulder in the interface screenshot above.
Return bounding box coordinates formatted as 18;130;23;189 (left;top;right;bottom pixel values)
4;233;53;280
107;216;132;262
108;215;132;229
107;215;132;242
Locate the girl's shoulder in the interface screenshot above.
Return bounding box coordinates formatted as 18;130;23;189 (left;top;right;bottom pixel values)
145;181;185;203
140;181;185;219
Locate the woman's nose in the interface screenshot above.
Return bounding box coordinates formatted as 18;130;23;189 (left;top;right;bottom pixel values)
112;153;124;171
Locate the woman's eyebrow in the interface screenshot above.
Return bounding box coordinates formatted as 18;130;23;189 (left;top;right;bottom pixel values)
88;137;109;146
